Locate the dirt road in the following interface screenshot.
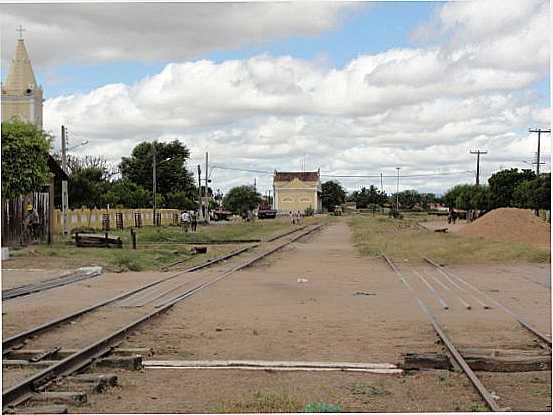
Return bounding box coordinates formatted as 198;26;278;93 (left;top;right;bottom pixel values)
77;221;485;413
7;219;550;413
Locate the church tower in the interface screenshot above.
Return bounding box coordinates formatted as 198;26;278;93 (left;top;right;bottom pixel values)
1;27;43;129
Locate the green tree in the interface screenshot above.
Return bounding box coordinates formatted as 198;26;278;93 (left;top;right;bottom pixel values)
443;184;490;210
68;165;111;209
513;173;550;210
223;185;261;215
1;120;51;199
390;190;423;209
164;191;196;210
321;181;346;212
351;185;387;208
488;168;536;208
104;179;152;209
119;140;196;196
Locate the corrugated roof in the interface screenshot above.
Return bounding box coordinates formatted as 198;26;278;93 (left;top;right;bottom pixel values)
274;171;320;182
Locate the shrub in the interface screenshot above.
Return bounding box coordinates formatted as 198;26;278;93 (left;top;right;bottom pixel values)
304;206;315;216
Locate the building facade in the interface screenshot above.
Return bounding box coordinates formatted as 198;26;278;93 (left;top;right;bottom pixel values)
1;37;43;128
273;171;322;214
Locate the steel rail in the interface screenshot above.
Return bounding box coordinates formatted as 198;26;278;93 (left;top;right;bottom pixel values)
4;226;310;350
382;254;501;412
2;223;323;410
424;256;552;347
2;242;265;350
2;269;102;301
264;225;307;242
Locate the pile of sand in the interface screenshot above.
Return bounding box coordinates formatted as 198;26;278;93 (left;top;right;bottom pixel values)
459;208;550;248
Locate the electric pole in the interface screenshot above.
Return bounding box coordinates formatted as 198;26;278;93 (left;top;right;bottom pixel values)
395;167;400;212
529;128;551;176
380;172;383;193
470;150;487;186
205;152;209;223
61;126;69;236
152;141;157;225
197;164;202;221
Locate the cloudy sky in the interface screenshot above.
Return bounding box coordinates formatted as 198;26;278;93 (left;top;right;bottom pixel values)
1;0;550;195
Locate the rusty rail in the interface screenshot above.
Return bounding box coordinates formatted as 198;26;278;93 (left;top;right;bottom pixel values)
424;256;551;347
382;254;501;411
2;224;323;410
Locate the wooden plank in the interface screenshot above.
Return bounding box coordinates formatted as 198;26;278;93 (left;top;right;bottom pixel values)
31;392;87;406
143;360;398;369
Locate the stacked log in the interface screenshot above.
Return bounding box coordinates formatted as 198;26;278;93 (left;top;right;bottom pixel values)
74;233;122;248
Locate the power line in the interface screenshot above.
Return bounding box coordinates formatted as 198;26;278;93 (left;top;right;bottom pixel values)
322;171;473;179
211;165;473;179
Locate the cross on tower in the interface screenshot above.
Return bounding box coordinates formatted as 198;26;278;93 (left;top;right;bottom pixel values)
16;25;25;40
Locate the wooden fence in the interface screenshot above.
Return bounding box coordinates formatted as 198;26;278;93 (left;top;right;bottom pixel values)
1;193;50;247
53;208;180;234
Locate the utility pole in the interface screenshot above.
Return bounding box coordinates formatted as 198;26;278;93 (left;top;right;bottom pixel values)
380;172;383;193
61;126;69;236
152;141;157;226
395;167;400;212
205;152;209;223
529;128;551;176
197;164;202;221
470;149;487;186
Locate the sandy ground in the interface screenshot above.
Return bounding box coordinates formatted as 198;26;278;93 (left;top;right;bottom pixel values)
4;220;551;412
1;268;73;290
397;261;551;411
64;221;486;413
76;368;480;413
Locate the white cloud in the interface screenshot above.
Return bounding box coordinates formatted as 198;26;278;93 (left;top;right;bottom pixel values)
0;2;357;67
35;1;551;194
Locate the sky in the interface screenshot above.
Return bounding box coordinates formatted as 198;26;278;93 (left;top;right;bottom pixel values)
1;0;550;195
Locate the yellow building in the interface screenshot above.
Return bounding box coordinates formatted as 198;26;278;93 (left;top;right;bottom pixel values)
273;170;322;214
1;32;43;128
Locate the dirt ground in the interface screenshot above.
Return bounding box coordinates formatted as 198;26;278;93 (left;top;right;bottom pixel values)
4;219;551;412
423;209;551;249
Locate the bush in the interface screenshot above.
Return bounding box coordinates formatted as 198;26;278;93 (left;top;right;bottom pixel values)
110;252;143;271
304;206;315;216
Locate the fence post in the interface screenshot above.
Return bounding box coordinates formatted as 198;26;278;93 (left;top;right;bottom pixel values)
131;228;136;249
48;174;54;245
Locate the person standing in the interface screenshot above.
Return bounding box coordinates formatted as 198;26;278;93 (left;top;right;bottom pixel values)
181;210;190;232
191;210;198;232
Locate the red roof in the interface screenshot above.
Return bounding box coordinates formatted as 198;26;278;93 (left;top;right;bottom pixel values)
274;171;320;182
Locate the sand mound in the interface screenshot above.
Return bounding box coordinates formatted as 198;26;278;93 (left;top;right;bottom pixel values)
459;208;550;248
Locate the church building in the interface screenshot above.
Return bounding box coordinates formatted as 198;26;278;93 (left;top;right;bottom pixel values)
1;30;43;128
273;170;322;214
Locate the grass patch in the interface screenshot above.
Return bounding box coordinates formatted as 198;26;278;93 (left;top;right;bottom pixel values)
304;402;342;413
214;391;303;413
349;214;550;264
110;218;301;244
11;242;228;272
469;402;489;412
10;215;326;271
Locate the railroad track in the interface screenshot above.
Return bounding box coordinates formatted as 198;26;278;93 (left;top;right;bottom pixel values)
2;224;323;412
2;267;103;301
383;254;551;412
